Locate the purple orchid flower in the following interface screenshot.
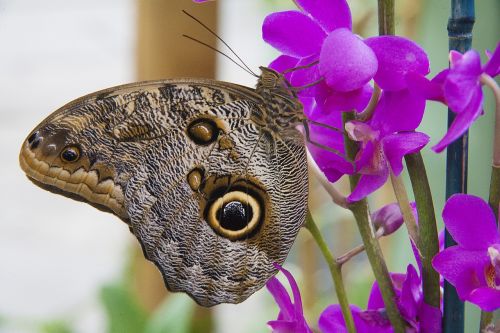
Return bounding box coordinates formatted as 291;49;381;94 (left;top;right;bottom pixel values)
408;43;500;152
263;0;429;110
262;0;374;113
432;194;500;311
266;264;312;333
319;265;441;333
344;89;429;202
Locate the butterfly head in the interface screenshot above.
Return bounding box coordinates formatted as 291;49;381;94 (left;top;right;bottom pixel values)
19;97;127;219
257;66;295;96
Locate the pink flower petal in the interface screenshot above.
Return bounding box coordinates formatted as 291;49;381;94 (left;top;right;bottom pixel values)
263;11;326;58
319;28;378;92
442;194;500;248
324;83;373;113
371;202;405;236
468;287;500;312
289;55;321;96
406;70;447;103
444;50;482;113
347;167;389;202
382;132;429;176
295;0;352;32
483;42;500;77
269;55;300;77
420;303;442;333
319;305;391;333
365;36;430;91
432;88;483;152
370;89;426;135
432;246;489;300
266;277;294;319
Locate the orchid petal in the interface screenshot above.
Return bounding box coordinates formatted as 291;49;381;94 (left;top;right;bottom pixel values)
432;88;483;153
267;320;298;332
371;202;405;236
319;28;378;92
370;89;426;134
295;0;352;32
483;42;500;77
468;287;500;312
324;83;374;113
319;305;390;333
266;277;294;320
406;71;447;103
420;303;442;333
399;265;420;321
263;11;326;57
365;36;430;91
441;194;500;248
382;132;429;176
307;110;353;181
432;246;489;300
347;167;389;202
289;55;321;96
269;55;300;80
444;50;482;113
368;273;406;310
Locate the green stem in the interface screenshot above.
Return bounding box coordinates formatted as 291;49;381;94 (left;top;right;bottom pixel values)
305;212;356;333
343;112;407;332
378;0;395;35
405;153;441;310
389;169;420;244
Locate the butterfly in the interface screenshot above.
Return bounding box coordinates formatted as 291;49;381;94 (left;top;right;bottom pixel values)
19;66;309;306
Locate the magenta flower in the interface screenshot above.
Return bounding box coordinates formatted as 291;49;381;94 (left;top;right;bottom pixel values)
262;0;374;112
345;90;429;202
408;43;500;152
371;202;408;236
320;264;441;333
303;97;354;182
263;0;429;110
432;194;500;311
266;264;312;333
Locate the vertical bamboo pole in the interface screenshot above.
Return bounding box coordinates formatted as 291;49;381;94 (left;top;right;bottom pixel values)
443;1;474;332
134;1;217;331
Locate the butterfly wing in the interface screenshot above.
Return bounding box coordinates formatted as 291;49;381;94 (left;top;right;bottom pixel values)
19;78;308;306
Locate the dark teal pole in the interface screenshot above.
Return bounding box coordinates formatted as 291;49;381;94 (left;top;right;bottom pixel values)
443;1;475;332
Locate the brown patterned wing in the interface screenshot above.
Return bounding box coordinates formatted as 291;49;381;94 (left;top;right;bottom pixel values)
113;82;308;306
19;78;308;306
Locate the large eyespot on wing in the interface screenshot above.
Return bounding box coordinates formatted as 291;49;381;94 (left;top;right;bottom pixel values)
124;97;308;307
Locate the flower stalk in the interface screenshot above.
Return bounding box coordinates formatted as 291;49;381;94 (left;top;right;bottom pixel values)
389;169;419;244
343;111;407;333
304;212;356;333
405;152;441;310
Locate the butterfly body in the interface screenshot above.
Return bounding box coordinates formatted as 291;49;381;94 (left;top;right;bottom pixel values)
19;68;308;306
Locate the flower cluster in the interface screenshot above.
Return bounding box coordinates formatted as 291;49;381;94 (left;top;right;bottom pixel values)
263;0;499;201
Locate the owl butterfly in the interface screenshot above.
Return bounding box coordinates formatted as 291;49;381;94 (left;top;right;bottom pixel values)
19;65;314;306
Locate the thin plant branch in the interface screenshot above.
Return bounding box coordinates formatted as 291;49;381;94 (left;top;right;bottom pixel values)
304;212;356;333
389;168;420;245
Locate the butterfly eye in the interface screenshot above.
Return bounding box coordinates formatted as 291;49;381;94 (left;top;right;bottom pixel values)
60;145;81;163
187;118;219;145
207;190;263;241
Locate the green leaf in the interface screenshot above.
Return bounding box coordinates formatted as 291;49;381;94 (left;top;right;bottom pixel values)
100;284;148;333
144;294;194;333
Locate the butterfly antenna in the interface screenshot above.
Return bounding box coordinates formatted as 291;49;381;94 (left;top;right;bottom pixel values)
182;10;258;77
182;34;255;77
